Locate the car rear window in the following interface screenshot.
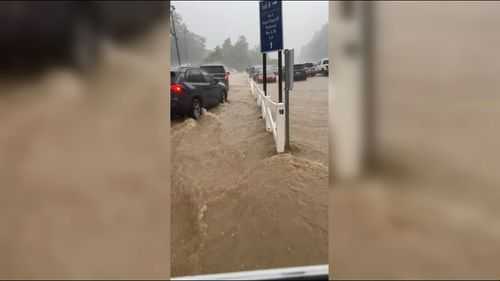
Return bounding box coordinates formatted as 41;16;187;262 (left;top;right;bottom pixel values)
200;65;225;74
171;71;178;83
186;69;206;83
294;64;305;70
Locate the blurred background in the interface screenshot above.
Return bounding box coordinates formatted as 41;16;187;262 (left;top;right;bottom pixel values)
0;1;171;279
330;1;500;279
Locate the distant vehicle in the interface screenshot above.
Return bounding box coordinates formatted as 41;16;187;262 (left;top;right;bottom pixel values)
250;66;261;80
293;64;307;81
0;1;169;72
171;67;227;120
303;62;316;77
317;58;329;76
303;62;314;68
249;65;262;80
247;65;257;78
200;64;230;92
247;65;259;75
254;66;277;84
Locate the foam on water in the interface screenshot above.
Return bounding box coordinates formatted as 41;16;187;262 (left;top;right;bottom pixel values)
202;111;222;123
173;118;197;138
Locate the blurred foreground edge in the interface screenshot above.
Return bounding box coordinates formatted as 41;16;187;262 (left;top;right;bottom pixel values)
329;1;375;181
0;1;169;75
172;265;328;281
330;0;500;279
0;0;171;279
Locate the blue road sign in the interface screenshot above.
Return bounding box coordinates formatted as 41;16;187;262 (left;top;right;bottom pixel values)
259;0;283;53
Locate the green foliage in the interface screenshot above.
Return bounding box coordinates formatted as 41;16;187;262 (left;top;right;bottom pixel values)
204;36;279;72
170;12;207;66
172;8;286;71
204;45;224;64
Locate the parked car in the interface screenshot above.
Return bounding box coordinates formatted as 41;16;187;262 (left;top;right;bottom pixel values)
293;64;307;81
250;65;262;80
303;62;316;77
247;65;255;78
200;64;230;92
250;66;260;80
170;67;227;120
317;58;329;76
0;1;169;73
254;66;277;83
247;65;259;75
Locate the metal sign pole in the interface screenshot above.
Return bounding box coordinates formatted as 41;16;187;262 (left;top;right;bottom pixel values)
170;5;182;66
284;49;293;151
285;78;290;151
184;28;189;63
278;50;283;103
284;49;289;150
263;53;267;96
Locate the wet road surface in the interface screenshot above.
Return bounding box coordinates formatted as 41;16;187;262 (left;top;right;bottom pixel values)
171;73;328;276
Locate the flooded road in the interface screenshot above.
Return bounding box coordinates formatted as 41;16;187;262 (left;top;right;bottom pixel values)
265;75;329;165
171;73;328;276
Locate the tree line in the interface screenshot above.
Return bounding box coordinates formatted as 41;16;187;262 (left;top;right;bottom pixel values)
171;10;319;71
203;37;280;71
170;11;208;66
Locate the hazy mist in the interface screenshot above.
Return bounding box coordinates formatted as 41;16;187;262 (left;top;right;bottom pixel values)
171;0;328;60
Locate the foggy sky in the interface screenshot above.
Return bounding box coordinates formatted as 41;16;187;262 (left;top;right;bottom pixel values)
171;0;328;56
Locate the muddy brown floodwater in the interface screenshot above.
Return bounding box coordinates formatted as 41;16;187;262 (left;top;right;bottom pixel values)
171;73;328;276
331;4;500;279
0;25;171;279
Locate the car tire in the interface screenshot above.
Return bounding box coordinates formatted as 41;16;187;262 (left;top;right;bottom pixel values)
191;98;202;120
220;91;225;104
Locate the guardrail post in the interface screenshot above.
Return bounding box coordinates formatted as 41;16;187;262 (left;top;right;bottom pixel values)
261;97;266;120
276;104;285;153
249;78;286;153
264;100;272;132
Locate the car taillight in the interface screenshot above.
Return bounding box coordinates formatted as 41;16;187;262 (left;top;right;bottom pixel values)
225;72;229;80
170;83;184;95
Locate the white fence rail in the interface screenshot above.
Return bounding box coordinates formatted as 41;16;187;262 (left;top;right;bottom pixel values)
248;77;286;153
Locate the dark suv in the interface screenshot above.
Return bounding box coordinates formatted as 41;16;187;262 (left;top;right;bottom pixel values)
171;67;227;120
200;64;230;94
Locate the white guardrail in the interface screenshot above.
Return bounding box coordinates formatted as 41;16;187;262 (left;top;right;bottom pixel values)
248;77;286;153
